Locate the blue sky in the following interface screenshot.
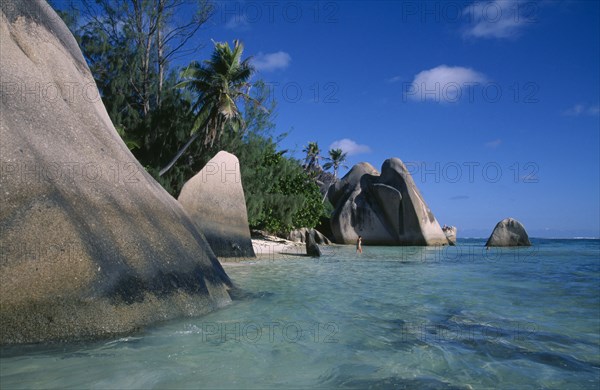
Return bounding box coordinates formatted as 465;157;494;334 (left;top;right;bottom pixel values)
205;0;599;238
57;0;600;238
206;1;600;237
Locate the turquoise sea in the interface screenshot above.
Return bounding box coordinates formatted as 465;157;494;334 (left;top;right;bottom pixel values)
1;239;599;389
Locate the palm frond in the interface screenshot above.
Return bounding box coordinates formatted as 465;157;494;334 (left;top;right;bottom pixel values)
160;39;257;175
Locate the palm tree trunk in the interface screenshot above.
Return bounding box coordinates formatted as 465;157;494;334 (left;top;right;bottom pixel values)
159;132;200;176
322;169;338;203
156;0;164;108
322;185;330;203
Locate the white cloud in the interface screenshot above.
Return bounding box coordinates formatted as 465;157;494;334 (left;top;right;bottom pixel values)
225;14;250;30
329;139;371;156
251;51;291;72
387;75;403;83
463;0;535;39
562;104;600;117
485;139;502;148
408;65;487;102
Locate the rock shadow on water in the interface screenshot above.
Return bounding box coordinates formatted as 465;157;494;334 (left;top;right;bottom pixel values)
459;338;599;373
346;314;431;352
227;287;275;301
318;363;466;389
436;311;600;373
330;374;468;389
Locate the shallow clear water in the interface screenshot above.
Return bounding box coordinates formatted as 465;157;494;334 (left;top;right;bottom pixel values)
1;239;599;389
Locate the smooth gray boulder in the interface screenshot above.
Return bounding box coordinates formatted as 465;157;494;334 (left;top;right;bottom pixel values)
485;218;531;247
327;162;379;208
178;151;255;258
305;231;321;257
328;158;448;246
328;162;394;244
288;228;332;245
0;0;231;345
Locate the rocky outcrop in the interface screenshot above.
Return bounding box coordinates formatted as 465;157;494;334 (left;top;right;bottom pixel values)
315;216;335;242
178;151;255;258
328;158;448;246
442;226;457;246
288;228;332;245
485;218;531;247
315;170;337;198
305;230;321;257
0;1;231;345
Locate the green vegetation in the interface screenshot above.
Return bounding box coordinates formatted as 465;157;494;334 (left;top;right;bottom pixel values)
56;0;326;234
302;141;322;172
217;84;326;235
160;39;255;176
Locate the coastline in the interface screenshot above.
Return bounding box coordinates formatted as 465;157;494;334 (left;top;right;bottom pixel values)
219;235;307;265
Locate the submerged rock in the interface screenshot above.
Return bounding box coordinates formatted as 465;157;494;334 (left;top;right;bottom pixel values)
178;151;255;258
485;218;531;247
328;158;448;246
305;230;321;257
0;0;231;345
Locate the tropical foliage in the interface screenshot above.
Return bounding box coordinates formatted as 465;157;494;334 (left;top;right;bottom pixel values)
323;148;348;178
57;1;326;233
220;84;326;234
302;141;321;172
160;40;255;176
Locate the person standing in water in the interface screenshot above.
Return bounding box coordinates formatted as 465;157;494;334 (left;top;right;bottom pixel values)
356;235;363;254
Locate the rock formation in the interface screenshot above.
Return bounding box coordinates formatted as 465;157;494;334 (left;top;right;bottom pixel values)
0;0;231;344
485;218;531;247
328;158;448;246
442;226;457;246
288;228;332;245
305;230;321;257
178;151;255;258
315;170;337;198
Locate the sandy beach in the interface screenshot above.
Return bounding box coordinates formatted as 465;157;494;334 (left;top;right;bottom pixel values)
218;234;307;264
252;237;305;257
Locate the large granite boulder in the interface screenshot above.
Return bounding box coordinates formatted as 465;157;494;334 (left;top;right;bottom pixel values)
315;215;335;242
178;151;255;258
288;228;332;245
485;218;531;247
328;158;448;246
0;0;231;345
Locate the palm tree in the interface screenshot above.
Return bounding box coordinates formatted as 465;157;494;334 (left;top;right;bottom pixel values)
323;148;348;178
302;141;321;171
159;39;255;176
